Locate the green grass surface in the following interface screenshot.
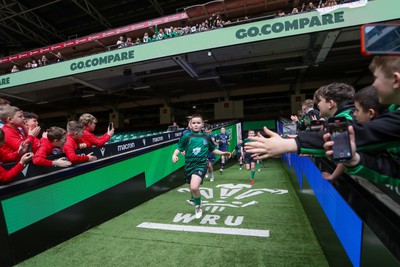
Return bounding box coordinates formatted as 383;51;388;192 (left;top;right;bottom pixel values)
17;159;328;267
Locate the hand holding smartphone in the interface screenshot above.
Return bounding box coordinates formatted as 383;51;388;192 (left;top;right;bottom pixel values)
27;142;32;153
108;122;113;131
327;117;352;162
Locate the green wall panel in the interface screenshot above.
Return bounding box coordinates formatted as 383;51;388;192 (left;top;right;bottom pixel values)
1;144;183;234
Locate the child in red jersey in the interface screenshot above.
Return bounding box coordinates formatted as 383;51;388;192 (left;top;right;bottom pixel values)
23;111;42;152
0;105;39;162
64;121;97;163
79;113;114;147
0;128;33;183
33;127;72;167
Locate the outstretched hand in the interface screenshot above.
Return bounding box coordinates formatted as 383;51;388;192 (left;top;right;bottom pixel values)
245;127;297;159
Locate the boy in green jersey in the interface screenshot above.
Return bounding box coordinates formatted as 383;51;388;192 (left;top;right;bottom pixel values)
172;114;231;219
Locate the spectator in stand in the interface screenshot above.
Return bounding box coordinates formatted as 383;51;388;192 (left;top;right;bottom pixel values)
37;59;43;67
291;99;320;131
0;101;27;163
164;27;171;36
321;56;400;185
55;52;64;62
326;0;338;7
23;112;42;153
32;127;72;167
244;82;355;159
292;7;299;14
41;55;50;65
0;128;33;183
306;2;317;11
199;22;208;32
134;37;141;45
0;105;40;163
25;62;32;69
277;10;286;16
215;14;222;24
155;26;167;40
64;120;97;163
182;26;191;35
31;60;38;68
143;32;152;43
11;65;19;73
125;37;133;47
173;27;182;37
209;14;217;28
116;35;125;48
322;85;388;180
151;33;158;41
79;113;114;147
216;19;224;28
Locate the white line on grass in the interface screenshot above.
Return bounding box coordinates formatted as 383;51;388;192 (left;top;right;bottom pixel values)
137;222;269;237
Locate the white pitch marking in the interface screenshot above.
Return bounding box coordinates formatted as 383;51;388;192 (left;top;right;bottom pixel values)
137;222;269;237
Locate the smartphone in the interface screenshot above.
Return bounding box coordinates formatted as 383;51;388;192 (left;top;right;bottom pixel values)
327;117;352;162
27;142;32;153
108;122;113;131
360;24;400;56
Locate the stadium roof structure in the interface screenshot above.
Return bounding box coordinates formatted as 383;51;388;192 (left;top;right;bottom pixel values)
0;0;285;55
0;0;398;120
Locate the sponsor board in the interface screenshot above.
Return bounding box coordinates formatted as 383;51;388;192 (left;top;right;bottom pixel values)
7;131;182;179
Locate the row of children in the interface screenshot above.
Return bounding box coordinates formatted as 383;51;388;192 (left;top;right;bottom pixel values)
245;56;400;186
0;104;114;183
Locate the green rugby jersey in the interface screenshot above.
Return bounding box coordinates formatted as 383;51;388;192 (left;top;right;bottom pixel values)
177;131;217;174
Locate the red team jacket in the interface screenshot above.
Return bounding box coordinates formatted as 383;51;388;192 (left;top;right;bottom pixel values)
64;134;89;163
81;130;110;147
32;138;57;167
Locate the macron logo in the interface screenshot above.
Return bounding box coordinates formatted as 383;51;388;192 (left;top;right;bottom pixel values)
100;147;106;156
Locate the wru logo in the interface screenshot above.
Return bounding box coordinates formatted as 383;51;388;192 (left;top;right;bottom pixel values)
175;184;288;225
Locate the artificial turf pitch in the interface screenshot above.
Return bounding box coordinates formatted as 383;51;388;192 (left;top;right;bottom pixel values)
17;158;328;267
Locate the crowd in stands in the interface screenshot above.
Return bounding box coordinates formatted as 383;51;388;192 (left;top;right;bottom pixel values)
114;13;233;49
112;0;360;48
0;100;114;183
245;55;400;188
278;0;359;17
9;52;64;73
6;0;361;74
